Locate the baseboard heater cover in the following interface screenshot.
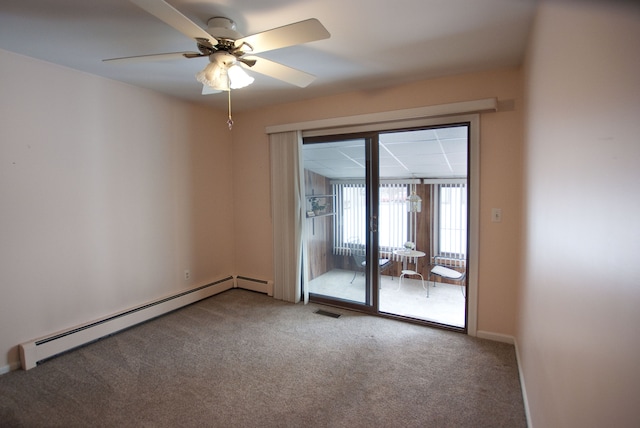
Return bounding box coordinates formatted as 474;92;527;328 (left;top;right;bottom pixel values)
234;275;274;296
19;276;235;370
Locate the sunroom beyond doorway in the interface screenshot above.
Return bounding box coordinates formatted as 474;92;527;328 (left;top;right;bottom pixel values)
302;125;470;329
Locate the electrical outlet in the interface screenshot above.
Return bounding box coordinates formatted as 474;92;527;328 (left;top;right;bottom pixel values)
491;208;503;223
184;270;191;281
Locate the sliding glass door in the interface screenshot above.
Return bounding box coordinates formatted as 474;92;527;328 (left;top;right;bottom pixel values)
302;124;469;329
303;136;377;308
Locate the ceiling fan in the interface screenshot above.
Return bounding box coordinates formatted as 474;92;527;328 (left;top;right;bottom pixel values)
104;0;331;96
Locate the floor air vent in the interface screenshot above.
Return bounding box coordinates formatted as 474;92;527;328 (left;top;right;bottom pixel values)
314;309;341;318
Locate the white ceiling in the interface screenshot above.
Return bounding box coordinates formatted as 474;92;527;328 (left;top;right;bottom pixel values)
304;126;468;179
0;0;537;112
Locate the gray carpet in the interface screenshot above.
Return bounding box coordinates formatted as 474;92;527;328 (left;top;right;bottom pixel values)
0;289;526;427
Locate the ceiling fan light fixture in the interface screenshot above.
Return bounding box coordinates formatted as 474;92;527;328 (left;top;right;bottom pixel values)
196;52;254;91
228;64;254;89
196;62;228;90
104;3;329;130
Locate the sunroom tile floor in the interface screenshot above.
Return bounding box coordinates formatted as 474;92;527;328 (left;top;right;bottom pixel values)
308;269;465;327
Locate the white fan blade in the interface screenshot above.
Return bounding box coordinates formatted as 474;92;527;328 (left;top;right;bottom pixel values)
129;0;216;44
103;52;201;63
245;56;316;87
202;85;222;95
236;18;329;55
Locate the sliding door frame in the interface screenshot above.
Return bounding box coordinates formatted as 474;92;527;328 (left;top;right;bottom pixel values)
278;109;482;336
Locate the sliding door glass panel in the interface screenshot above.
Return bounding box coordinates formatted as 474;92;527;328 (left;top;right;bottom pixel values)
377;126;468;327
303;139;369;305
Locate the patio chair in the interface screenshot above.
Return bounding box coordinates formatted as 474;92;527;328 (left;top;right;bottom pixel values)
350;252;393;283
428;265;467;297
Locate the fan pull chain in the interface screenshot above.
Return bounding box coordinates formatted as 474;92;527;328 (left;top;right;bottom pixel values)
226;89;234;130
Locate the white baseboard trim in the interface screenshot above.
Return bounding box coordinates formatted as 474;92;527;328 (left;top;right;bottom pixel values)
476;330;515;344
514;337;533;428
476;331;532;427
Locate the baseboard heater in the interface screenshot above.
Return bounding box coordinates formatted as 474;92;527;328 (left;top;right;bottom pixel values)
233;275;274;296
19;276;236;370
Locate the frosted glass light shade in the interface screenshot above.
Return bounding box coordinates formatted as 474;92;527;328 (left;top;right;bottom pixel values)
228;65;254;89
196;61;254;91
196;62;228;91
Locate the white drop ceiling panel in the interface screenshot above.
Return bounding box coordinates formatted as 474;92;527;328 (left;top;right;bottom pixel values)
304;126;468;180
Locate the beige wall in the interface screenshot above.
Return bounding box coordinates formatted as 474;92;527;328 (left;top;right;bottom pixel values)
1;38;526;373
519;1;640;426
0;50;234;371
232;67;524;336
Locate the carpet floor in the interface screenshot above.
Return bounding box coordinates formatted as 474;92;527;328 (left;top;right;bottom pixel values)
0;289;526;427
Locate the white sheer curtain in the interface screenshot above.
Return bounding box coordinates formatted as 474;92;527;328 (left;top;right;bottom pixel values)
269;131;306;303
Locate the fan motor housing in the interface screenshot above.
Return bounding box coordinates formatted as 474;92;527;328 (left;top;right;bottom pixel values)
210;51;238;66
207;17;242;40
